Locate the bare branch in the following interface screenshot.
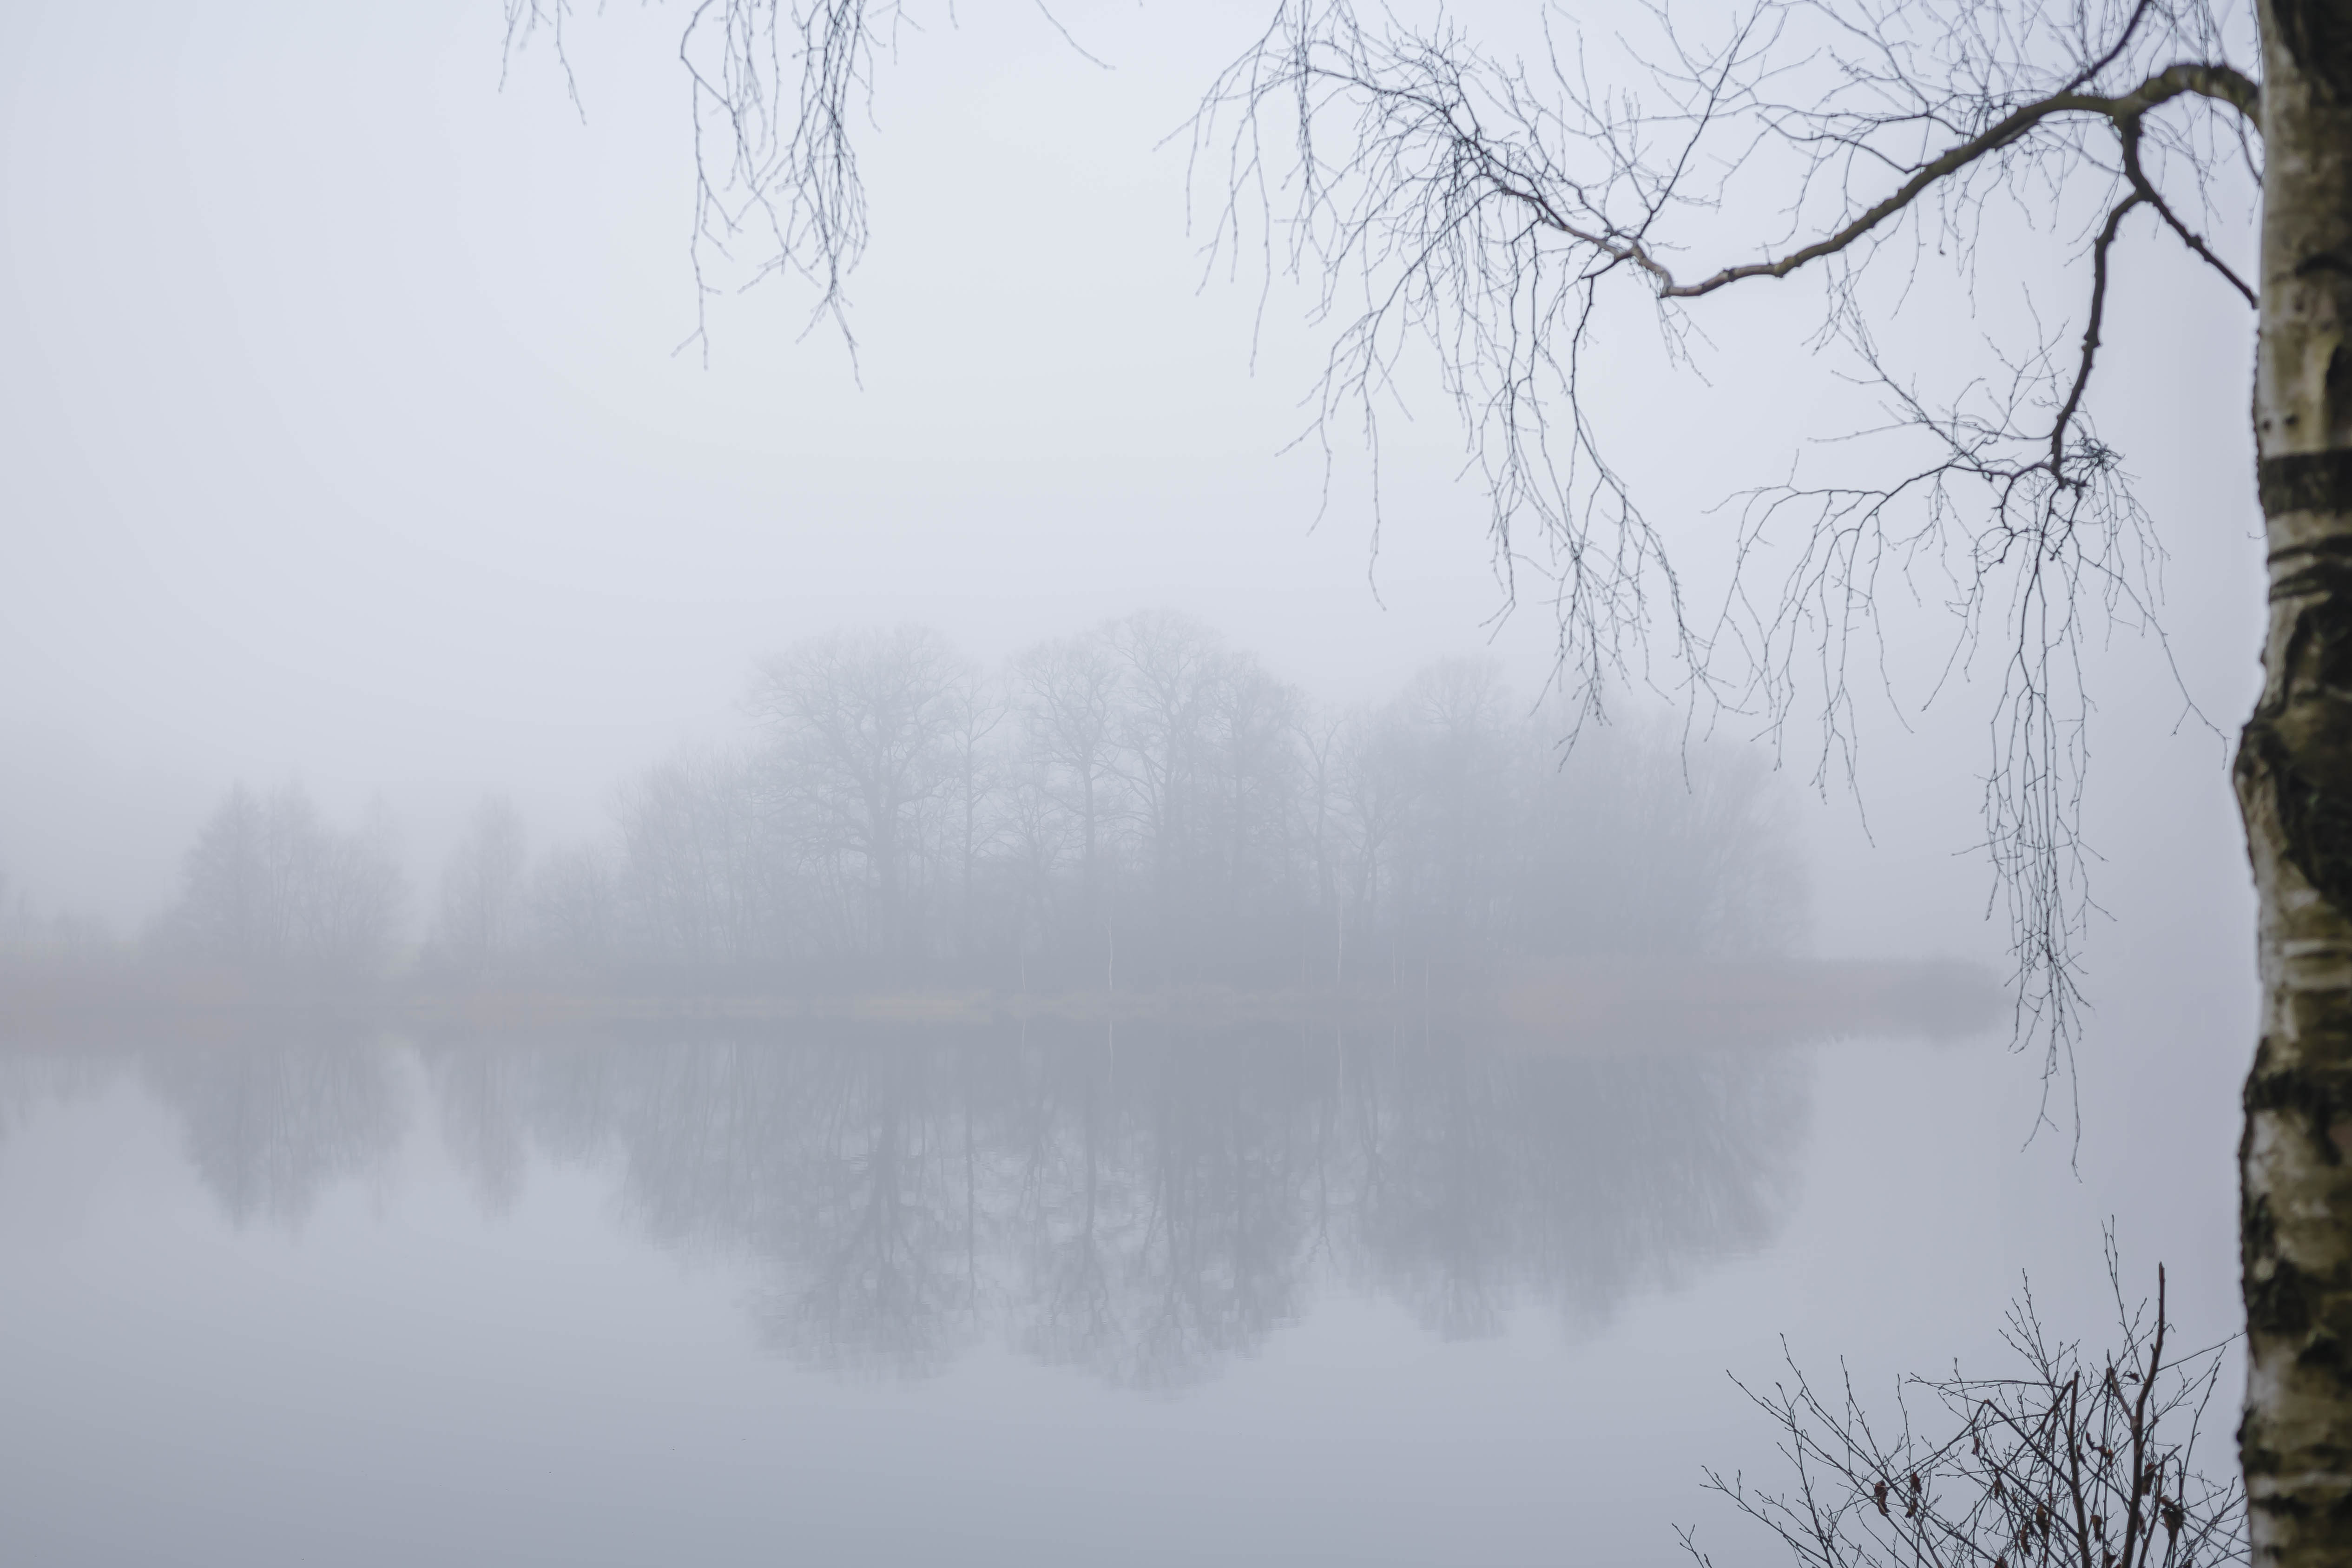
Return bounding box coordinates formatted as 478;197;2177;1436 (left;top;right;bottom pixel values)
1685;1254;2245;1568
1188;0;2260;1094
1649;62;2259;298
506;0;2266;1099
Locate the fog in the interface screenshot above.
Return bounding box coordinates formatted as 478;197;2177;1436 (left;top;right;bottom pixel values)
0;1;2266;1564
76;621;1790;995
6;1019;1812;1375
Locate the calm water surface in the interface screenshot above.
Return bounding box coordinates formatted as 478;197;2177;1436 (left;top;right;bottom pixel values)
0;1007;2221;1567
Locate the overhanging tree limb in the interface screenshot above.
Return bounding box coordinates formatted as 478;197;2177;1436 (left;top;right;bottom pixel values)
503;7;2352;1563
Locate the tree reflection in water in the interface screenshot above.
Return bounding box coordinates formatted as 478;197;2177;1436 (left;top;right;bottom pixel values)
143;1031;405;1229
5;1020;1806;1388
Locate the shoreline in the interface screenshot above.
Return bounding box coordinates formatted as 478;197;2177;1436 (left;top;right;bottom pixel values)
0;956;2003;1051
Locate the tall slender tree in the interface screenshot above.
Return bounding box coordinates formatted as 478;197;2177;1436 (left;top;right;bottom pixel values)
751;626;967;969
433;797;528;975
1015;629;1126;946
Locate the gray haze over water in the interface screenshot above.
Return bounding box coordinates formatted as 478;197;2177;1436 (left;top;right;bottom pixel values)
1;1007;2029;1568
0;0;2266;1563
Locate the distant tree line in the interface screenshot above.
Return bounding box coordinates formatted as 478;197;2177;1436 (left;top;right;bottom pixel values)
157;613;1802;990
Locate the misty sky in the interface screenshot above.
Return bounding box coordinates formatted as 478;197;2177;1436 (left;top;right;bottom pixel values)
0;6;2298;1539
0;0;2265;998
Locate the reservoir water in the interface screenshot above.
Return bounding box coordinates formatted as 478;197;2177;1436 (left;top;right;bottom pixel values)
0;991;2238;1567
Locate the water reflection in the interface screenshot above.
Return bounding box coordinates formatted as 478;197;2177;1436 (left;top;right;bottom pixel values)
145;1033;405;1227
6;1018;1810;1387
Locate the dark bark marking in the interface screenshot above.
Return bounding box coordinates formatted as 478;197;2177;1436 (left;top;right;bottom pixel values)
2247;1054;2352;1164
2245;1202;2313;1341
2242;714;2352;906
2273;0;2352;100
2261;452;2352;516
2242;1239;2352;1395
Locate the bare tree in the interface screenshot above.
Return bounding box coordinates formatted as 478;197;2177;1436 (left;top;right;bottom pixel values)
944;669;1010;968
1681;1254;2245;1568
750;625;967;970
613;747;774;971
1105;610;1225;975
1388;659;1519;965
529;841;618;967
1201;650;1311;975
500;0;2347;1553
433;796;528;975
1326;699;1418;980
1015;627;1127;947
307;801;406;975
166;784;404;977
1289;705;1350;983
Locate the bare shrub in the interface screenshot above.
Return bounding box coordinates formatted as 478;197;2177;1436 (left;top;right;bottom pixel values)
1683;1249;2244;1568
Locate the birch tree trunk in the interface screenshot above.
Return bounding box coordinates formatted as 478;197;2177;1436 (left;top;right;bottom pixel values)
2239;6;2352;1563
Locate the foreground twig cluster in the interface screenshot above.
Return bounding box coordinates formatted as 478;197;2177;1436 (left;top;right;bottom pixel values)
1682;1252;2244;1568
